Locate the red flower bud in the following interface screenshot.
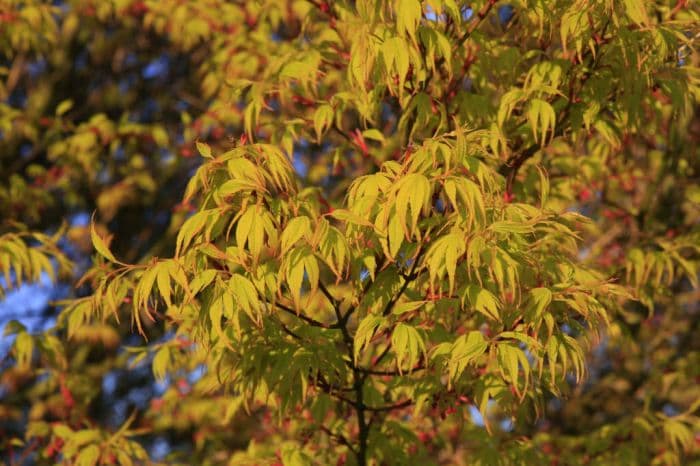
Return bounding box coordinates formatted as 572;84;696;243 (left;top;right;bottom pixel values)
59;380;75;409
578;188;592;202
351;129;369;157
130;1;148;16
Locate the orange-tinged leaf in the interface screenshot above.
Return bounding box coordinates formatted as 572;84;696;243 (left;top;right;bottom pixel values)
90;219;116;263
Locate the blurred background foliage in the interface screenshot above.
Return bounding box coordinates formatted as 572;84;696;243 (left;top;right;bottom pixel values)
0;0;698;465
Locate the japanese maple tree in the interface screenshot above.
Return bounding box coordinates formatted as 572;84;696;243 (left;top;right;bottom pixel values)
1;1;699;465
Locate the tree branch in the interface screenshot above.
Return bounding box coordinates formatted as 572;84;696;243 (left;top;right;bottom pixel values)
319;281;345;329
381;243;425;317
363;398;413;412
320;425;358;456
503;144;541;195
267;298;331;329
277;319;303;341
455;0;498;48
500;20;610;194
359;362;426;376
315;371;355;394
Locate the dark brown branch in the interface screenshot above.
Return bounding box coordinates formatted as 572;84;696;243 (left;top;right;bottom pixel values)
277;320;303;340
504;144;541;195
318;281;338;305
267;298;331;329
381;242;426;317
363;398;413;412
360;362;426;376
500;20;611;194
405;2;496;146
320;425;358;455
315;372;355;394
315;372;373;406
370;342;393;372
334;307;356;366
455;0;498;48
332;121;354;143
432;0;497;77
340;255;387;326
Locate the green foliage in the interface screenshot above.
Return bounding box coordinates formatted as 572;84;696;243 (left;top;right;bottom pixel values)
1;0;699;465
0;229;71;298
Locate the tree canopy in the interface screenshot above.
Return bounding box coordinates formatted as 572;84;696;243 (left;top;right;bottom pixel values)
1;1;699;465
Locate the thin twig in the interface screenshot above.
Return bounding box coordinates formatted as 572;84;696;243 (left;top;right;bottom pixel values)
454;0;498;49
360;362;426;376
267;298;331;329
363;398;413;412
381;242;426;317
319;425;358;455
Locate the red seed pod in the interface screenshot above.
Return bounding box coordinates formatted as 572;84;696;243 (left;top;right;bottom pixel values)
192;119;203;134
351;129;369;157
245;14;257;28
578;188;592;202
176;379;189;393
47;166;64;182
504;291;514;304
150;398;165;410
59;379;75;409
130;0;148;16
46;437;64;458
